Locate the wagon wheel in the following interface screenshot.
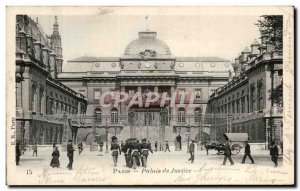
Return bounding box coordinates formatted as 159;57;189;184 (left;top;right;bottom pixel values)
231;144;241;155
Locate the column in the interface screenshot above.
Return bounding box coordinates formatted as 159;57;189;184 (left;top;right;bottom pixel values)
120;87;126;115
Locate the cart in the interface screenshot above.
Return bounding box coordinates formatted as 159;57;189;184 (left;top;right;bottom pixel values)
214;133;249;155
222;133;249;155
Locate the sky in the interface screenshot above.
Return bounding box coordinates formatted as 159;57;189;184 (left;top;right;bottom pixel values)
34;14;261;66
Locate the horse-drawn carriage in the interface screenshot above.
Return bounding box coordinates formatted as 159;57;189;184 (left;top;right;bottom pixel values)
206;133;249;155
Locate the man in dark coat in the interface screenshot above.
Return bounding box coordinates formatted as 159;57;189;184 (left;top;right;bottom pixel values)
140;138;153;167
129;140;141;169
16;143;21;165
242;141;255;164
154;141;158;152
110;140;121;167
222;140;234;165
122;140;129;167
204;142;209;155
165;141;170;152
270;141;279;167
67;140;75;170
188;140;195;163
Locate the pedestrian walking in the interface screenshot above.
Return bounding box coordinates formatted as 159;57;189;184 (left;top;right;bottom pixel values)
140;138;153;168
122;140;130;167
204;142;209;155
78;142;83;155
50;147;60;168
165;141;170;152
130;140;141;169
32;143;38;157
188;140;195;163
67;140;75;170
270;141;279;167
53;142;56;150
222;140;234;165
154;141;158;152
110;140;121;167
120;141;124;151
241;141;255;164
16;143;21;165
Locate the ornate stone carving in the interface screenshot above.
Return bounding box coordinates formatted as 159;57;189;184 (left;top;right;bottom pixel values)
138;49;157;60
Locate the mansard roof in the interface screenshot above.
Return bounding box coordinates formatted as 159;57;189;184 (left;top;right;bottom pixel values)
175;57;229;62
69;56;120;62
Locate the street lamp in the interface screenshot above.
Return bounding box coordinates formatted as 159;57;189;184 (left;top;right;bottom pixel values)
105;118;109;153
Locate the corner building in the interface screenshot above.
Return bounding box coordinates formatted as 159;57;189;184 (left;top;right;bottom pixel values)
15;15;87;147
205;39;283;149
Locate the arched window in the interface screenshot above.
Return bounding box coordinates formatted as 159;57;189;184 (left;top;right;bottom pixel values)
94;108;102;123
194;107;202;124
111;108;118;124
178;108;186;123
31;83;37;113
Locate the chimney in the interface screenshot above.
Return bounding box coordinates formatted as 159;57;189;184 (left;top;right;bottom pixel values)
250;39;260;55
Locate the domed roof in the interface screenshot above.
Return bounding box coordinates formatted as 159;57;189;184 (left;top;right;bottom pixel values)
124;31;171;56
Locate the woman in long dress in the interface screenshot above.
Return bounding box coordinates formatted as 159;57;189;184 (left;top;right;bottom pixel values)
50;147;60;168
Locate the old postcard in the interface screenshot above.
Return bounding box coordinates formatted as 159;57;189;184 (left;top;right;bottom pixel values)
6;6;295;185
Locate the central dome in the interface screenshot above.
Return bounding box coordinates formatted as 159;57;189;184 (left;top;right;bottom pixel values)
124;31;171;56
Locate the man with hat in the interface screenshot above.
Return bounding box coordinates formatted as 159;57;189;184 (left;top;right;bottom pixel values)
188;140;195;163
270;141;279;167
67;140;75;170
110;139;121;167
140;138;153;168
16;142;21;165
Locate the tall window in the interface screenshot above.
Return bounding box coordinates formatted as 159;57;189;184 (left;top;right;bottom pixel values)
94;108;102;123
257;81;264;111
177;108;186;123
195;89;202;100
194;107;202;124
250;85;256;112
111;108;118;124
178;89;186;103
144;112;152;126
241;97;245;113
94;89;101;100
39;86;44;114
31;83;37;112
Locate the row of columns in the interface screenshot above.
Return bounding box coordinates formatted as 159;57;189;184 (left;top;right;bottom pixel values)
29;121;63;145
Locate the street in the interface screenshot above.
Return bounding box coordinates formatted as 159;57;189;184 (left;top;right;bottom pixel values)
12;145;286;185
17;145;282;170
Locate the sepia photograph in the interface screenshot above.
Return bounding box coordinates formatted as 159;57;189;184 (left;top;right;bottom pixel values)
6;6;294;185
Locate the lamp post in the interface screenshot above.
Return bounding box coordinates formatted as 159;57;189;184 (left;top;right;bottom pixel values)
105;118;109;153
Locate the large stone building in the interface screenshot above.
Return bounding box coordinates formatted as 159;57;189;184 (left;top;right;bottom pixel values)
58;30;234;145
205;39;283;149
15;15;87;147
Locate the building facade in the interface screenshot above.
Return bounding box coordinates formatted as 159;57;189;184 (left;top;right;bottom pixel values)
15;15;87;147
205;39;283;149
58;30;234;145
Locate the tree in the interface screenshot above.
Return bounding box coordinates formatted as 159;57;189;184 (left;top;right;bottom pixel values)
269;81;283;107
256;15;283;51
